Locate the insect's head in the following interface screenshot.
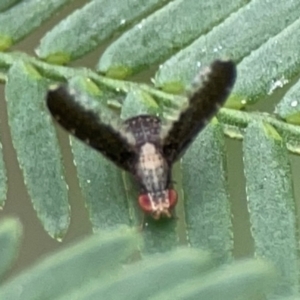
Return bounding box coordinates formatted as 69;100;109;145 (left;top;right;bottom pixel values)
138;189;177;219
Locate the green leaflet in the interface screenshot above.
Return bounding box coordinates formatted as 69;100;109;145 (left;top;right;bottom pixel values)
5;61;70;238
0;0;21;12
0;226;140;300
0;218;22;280
36;0;171;64
71;137;131;230
0;0;71;50
0;112;7;209
243;121;298;297
58;248;213;300
182;122;233;264
233;17;300;105
155;0;300;97
98;0;249;78
150;259;277;300
275;78;300;125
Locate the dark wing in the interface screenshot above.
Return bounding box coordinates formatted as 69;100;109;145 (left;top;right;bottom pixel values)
47;85;135;171
162;60;236;163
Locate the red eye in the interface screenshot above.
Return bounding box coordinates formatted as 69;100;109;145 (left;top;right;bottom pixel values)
138;194;153;214
168;189;178;209
138;190;178;215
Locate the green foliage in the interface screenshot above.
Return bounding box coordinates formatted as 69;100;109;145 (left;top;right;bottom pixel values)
0;218;22;280
0;219;278;300
0;0;300;299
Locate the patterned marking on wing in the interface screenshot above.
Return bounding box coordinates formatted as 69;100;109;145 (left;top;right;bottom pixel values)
47;85;135;171
162;60;236;163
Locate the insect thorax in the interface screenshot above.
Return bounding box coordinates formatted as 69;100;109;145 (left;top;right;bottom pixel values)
137;142;169;193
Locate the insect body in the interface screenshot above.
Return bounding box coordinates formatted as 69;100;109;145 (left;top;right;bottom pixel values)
47;60;236;219
125;116;177;219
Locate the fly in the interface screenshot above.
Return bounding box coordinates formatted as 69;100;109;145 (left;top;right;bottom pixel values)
46;60;236;220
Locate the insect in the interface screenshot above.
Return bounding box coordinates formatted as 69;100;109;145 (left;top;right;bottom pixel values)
47;60;236;220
